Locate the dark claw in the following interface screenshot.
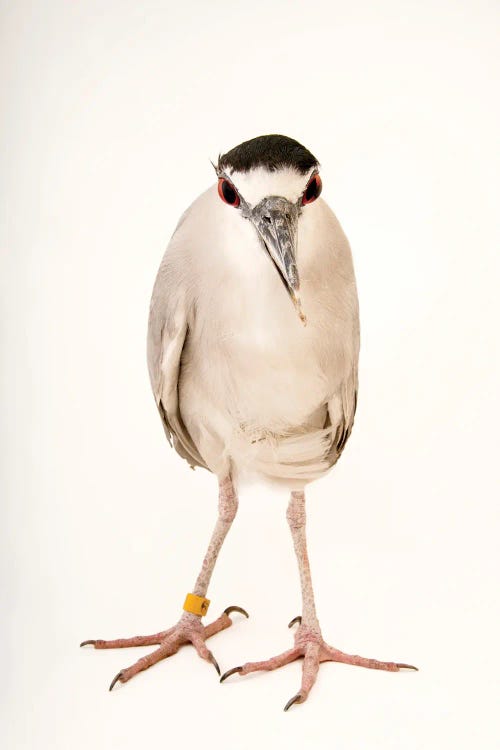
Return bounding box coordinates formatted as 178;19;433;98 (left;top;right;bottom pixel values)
109;671;124;691
288;616;302;628
397;663;419;671
223;606;249;619
80;640;96;647
219;666;243;683
208;652;221;676
284;693;303;712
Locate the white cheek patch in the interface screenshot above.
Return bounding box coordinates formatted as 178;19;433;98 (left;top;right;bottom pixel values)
228;166;315;207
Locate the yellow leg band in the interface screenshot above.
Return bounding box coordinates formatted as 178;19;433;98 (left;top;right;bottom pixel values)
183;593;210;616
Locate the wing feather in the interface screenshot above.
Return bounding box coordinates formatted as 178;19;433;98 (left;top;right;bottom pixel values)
326;366;358;466
147;274;207;470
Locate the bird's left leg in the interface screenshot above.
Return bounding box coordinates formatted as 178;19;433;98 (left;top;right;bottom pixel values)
221;490;416;710
81;476;248;689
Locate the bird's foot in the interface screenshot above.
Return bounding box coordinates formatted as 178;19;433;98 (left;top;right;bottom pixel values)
220;616;417;711
81;605;248;690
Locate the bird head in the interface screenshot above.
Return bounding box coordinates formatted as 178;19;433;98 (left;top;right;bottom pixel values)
214;135;322;325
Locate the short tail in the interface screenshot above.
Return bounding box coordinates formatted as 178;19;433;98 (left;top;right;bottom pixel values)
229;425;336;483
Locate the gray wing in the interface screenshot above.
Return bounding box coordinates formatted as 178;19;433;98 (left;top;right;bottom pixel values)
147;263;207;470
325;365;358;467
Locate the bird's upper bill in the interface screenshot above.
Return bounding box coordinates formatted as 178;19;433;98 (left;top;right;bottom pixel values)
215;135;322;326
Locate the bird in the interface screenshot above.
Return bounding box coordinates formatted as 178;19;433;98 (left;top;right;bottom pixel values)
81;134;416;709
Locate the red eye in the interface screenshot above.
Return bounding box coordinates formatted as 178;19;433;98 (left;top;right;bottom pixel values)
302;174;322;205
218;177;240;207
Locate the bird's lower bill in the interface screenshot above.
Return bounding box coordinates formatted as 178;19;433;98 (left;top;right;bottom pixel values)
261;240;307;326
252;197;307;325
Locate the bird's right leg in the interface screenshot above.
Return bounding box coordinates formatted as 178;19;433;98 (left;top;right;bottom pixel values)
80;476;248;690
220;490;416;710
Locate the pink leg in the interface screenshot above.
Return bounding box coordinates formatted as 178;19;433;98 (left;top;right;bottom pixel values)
81;477;249;689
221;491;417;711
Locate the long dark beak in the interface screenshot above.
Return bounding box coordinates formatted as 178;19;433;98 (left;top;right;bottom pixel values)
250;196;306;324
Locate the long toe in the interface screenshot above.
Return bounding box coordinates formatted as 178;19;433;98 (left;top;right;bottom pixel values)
220;648;301;686
283;642;320;710
82;608;250;689
111;639;180;687
220;621;417;709
80;632;170;649
324;645;418;673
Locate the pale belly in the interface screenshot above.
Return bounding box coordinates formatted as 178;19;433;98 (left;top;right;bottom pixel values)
218;330;330;433
178;301;345;481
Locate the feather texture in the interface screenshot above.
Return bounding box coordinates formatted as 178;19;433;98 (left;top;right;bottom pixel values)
147;173;359;488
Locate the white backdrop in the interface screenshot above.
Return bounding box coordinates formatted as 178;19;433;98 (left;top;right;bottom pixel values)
1;1;499;748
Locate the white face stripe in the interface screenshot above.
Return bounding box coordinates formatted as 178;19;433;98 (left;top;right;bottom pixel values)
223;166;317;208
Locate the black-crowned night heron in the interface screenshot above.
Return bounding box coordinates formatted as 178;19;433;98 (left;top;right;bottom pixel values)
81;134;416;710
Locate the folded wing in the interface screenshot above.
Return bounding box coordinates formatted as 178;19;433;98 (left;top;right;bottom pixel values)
147;266;207;471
